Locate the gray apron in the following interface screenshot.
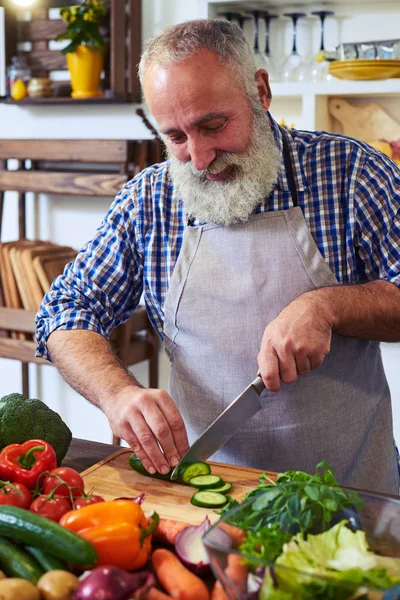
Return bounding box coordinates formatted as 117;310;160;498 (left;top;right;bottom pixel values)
163;131;398;494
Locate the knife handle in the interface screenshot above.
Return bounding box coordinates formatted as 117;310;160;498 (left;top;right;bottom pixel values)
251;376;266;395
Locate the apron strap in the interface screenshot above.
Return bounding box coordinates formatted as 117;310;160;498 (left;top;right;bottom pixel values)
281;128;299;208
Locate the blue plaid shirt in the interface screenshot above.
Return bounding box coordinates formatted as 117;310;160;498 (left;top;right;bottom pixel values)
35;115;400;361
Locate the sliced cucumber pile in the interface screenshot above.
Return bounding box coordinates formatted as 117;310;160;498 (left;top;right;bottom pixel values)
129;452;235;510
208;481;232;495
179;462;234;508
178;460;211;484
188;474;223;489
191;491;228;508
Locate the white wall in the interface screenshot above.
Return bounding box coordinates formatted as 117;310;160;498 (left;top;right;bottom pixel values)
0;0;399;448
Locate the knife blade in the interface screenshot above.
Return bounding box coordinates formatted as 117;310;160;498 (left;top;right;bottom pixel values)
170;376;265;480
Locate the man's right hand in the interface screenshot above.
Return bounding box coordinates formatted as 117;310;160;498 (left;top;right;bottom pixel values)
103;387;189;475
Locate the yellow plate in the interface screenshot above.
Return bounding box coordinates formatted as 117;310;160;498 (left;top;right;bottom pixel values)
330;59;400;67
329;60;400;80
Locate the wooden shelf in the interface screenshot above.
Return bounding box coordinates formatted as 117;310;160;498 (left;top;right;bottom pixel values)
1;95;131;106
3;0;142;105
271;79;400;98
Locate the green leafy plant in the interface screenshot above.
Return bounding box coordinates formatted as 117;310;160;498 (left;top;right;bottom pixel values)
217;462;364;567
57;0;107;55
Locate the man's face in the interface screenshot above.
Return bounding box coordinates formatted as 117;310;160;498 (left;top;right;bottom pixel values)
144;49;280;226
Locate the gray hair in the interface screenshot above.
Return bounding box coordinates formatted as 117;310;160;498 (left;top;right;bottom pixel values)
138;19;259;99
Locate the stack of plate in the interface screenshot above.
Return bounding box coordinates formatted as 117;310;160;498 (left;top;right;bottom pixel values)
329;59;400;80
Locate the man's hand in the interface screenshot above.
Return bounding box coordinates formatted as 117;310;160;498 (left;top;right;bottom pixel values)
103;387;189;475
257;293;333;392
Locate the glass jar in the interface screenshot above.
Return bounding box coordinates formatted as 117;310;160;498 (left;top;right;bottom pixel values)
6;56;31;95
27;77;53;98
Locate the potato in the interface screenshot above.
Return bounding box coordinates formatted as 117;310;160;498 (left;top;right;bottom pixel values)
37;570;80;600
0;578;40;600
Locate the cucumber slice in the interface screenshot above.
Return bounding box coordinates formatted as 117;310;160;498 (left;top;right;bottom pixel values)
206;481;232;495
190;491;228;508
178;461;211;484
189;475;223;489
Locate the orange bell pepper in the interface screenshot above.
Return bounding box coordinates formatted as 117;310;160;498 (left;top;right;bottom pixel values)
59;499;159;570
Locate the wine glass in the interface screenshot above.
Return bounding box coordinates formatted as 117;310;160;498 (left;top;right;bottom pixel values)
218;11;251;30
259;12;279;82
311;10;335;81
247;10;266;70
281;12;306;82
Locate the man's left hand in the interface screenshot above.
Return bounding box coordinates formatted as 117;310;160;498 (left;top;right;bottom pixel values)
257;293;333;392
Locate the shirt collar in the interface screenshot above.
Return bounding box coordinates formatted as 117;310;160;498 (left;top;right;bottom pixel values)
268;113;308;193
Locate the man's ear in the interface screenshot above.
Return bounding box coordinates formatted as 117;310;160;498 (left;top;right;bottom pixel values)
255;69;272;111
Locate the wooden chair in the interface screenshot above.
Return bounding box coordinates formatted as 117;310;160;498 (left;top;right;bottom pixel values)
0;139;162;444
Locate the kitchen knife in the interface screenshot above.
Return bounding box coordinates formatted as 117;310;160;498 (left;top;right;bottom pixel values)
170;375;265;480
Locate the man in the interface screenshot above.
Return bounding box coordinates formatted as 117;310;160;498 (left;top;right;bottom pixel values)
36;19;400;494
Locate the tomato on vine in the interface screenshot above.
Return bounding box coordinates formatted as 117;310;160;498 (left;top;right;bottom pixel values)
0;481;32;509
73;494;104;509
41;467;84;498
30;495;71;522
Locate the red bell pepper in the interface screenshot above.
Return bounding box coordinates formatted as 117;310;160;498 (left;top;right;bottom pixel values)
0;439;57;489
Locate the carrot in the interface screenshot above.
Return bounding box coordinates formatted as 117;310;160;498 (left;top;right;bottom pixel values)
152;548;210;600
224;553;248;596
146;588;174;600
218;522;246;548
153;517;190;546
210;553;248;599
210;581;228;600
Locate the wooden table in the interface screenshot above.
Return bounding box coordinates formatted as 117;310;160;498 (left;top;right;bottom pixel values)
62;438;121;472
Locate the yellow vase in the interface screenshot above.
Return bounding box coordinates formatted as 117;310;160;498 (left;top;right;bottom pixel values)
66;45;104;99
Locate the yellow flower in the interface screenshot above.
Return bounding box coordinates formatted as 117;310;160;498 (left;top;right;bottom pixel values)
70;15;76;22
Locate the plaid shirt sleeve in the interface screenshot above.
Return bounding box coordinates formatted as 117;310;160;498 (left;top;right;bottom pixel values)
354;151;400;288
35;181;144;362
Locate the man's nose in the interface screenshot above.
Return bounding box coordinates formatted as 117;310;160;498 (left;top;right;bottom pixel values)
187;137;216;172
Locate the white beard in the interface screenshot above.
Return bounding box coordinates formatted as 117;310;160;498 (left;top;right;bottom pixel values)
167;107;281;227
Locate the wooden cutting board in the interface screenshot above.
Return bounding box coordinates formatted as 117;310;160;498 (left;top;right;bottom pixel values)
20;245;75;309
328;98;400;142
81;449;277;525
0;240;49;339
33;250;77;293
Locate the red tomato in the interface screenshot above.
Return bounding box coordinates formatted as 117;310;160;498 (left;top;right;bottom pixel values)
73;494;105;510
30;495;71;522
42;467;84;498
0;482;32;509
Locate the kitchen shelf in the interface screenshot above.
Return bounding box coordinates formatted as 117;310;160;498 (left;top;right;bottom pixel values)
3;0;142;105
1;95;131;106
271;79;400;98
211;0;399;6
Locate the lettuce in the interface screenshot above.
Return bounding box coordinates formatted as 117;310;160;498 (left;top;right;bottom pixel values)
260;521;400;599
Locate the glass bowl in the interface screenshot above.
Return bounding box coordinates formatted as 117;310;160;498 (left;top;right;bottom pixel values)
203;483;400;599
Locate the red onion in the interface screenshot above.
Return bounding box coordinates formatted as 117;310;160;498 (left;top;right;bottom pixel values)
113;493;146;505
73;566;154;600
175;516;232;574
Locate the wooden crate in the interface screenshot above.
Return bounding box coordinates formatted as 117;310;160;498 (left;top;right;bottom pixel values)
4;0;141;103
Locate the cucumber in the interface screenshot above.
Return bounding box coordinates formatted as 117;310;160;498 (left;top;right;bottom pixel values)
0;535;43;583
205;481;232;495
129;454;173;481
189;475;223;489
24;545;69;572
178;461;211;485
190;491;228;508
0;506;97;567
